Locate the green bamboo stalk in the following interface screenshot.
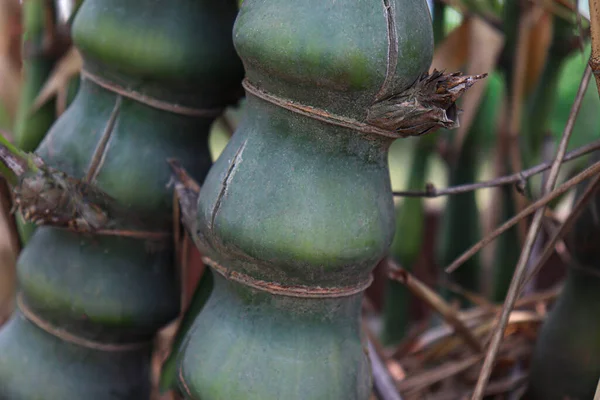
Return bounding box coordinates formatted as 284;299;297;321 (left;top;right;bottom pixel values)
527;151;600;399
13;0;59;152
381;137;432;345
0;0;243;398
432;1;446;46
171;1;482;398
436;133;481;303
435;77;504;303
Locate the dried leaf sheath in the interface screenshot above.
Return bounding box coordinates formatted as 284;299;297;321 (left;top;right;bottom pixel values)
0;141;160;234
366;70;487;136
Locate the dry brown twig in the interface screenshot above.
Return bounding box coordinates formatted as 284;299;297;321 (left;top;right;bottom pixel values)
446;156;600;273
589;0;600;91
387;261;483;354
393;137;600;198
519;172;600;290
470;64;593;400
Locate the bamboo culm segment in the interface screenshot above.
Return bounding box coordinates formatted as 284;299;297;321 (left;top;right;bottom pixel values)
0;0;243;398
176;0;436;398
527;153;600;400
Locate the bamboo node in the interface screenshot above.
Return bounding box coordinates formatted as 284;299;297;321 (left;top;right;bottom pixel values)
243;71;485;138
17;294;153;352
242;79;400;138
203;256;373;298
81;69;225;118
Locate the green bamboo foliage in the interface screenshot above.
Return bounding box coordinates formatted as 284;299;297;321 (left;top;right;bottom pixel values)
381;137;432;344
527;152;600;400
170;0;481;398
0;0;243;398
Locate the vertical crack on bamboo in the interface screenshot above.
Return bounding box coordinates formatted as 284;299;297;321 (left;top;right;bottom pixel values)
375;0;398;101
209;140;246;239
85;95;122;183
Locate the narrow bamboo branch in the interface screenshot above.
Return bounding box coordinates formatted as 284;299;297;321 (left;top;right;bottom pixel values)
388;262;483;354
392;138;600;198
470;64;593;400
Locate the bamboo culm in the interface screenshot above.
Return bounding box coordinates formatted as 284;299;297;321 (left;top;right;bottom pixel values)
171;0;481;398
0;0;243;398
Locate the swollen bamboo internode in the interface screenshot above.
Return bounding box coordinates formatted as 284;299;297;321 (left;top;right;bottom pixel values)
172;1;481;398
528;153;600;400
0;0;243;398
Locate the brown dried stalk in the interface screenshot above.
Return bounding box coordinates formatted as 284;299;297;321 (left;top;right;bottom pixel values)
388;261;483;354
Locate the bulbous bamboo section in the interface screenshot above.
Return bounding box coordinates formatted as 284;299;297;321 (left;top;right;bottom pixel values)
173;1;481;398
528;154;600;400
0;0;243;398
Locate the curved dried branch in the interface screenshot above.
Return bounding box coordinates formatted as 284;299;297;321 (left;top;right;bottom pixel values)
388;261;483;354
